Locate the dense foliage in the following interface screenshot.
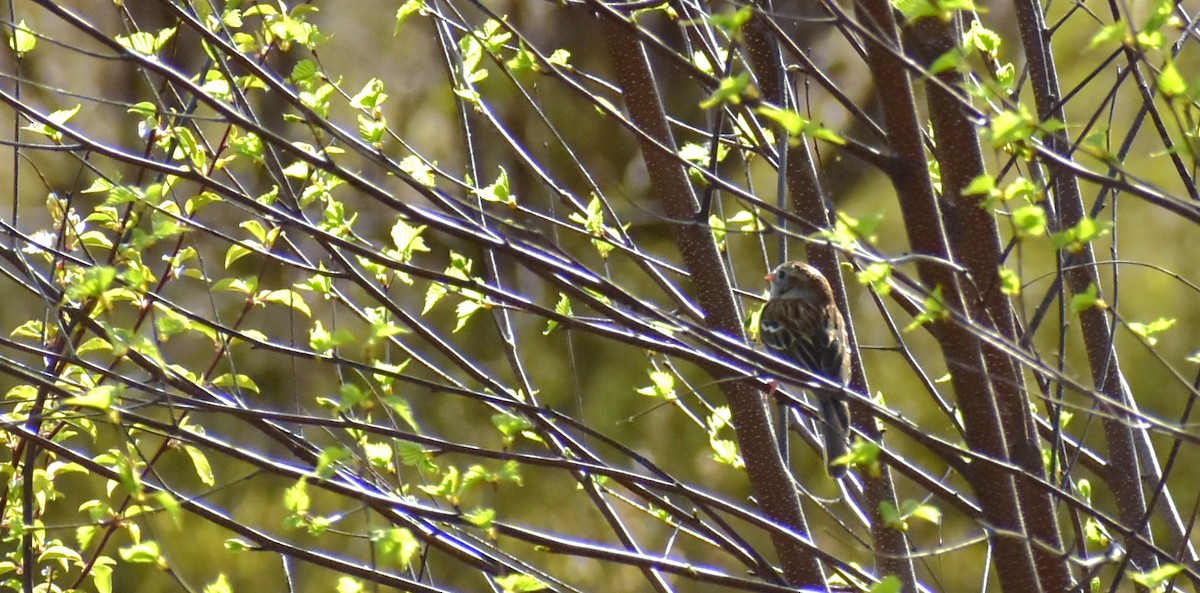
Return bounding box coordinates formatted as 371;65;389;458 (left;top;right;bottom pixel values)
1;1;1198;592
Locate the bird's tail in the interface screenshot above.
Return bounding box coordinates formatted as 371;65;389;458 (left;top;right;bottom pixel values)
819;395;851;479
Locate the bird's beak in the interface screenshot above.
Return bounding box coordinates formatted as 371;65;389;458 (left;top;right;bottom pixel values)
764;272;775;282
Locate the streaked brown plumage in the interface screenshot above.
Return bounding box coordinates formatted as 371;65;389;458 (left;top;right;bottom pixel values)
760;261;851;478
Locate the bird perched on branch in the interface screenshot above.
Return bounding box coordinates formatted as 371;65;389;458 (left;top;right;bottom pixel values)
760;261;852;478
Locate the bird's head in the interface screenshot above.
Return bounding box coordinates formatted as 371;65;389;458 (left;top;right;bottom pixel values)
765;261;831;302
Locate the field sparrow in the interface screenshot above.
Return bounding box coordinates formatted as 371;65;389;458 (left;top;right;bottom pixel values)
760;261;852;478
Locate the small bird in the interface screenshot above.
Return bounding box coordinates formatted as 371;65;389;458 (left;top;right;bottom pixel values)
760;261;852;478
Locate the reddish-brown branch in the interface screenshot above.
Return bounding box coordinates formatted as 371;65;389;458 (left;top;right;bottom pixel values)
597;7;826;588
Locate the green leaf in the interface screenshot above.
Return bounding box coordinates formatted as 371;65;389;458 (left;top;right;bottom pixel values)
454;299;485;332
91;558;114;593
705;6;753;36
905;285;949;331
871;576;904;593
423;282;447;314
1157;59;1187;98
314;446;350;478
309;320;354;354
115;27;177;56
1089;21;1128;50
381;394;420;433
1144;0;1174;29
755;105;845;145
928;48;964;74
473;19;511;53
475;167;516;208
458;30;487;85
635;369;676;399
118;541;162;564
101;184;146;207
856;262;893;296
224;538;255;552
699;71;754;109
152;490;182;527
284;480;310;514
364;307;408;342
989;106;1036;145
567;195;619;258
399;155;436;187
23;104;82;142
962;20;1001;56
39;544;83;565
1011;204;1048;237
894;0;976;22
998;267;1021;295
497;459;523;485
357;114;388;145
350;78;389;110
212;373;260;394
453;86;481;104
259;289;312;317
336;577;364;593
507;46;534;72
707;406;733;433
681;139;715;165
394;0;428;32
836;211;884;244
419;465;461;500
494;573;548;593
842;438;881;476
64;385;121;410
203;574;232;593
995;63;1016;89
1076;478;1092;502
1050;216;1111;252
543;293;572;335
373;528;421;568
1131;564;1183;589
570;196;605;235
230;132;264;162
424;252;474;313
213;277;257;294
492;413;536;443
290;59;319;87
710;437;742;467
296;265;334;296
1084;517;1111;547
11;320;45;339
224;244;252;269
361;441;393;471
879;501;905;530
547;48;571;67
902;499;942;524
691;47;727;76
395;441;436;472
240;219;270;244
1127;317;1175;347
727;210;764;232
9;20;37;56
746;305;763;342
1070;283;1105;314
166;125;208;169
465;507;496;529
963;174;996;196
757;105;806;134
710;214;732;253
180;444;215;486
1002;177;1040;203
